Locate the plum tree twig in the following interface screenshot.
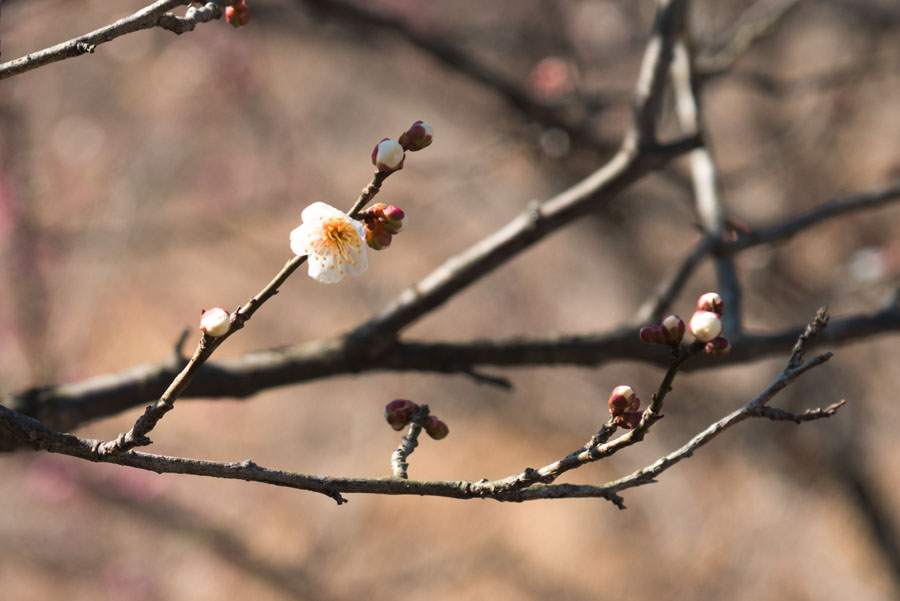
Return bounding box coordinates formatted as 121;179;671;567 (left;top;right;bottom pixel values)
0;0;238;81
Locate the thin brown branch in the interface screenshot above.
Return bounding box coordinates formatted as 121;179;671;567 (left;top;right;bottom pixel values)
390;405;429;479
748;401;846;423
719;180;900;254
94;254;309;455
635;181;900;324
0;0;233;81
594;350;838;502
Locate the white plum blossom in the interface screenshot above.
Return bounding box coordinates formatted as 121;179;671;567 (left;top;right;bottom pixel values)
200;307;231;337
689;310;723;342
290;202;368;284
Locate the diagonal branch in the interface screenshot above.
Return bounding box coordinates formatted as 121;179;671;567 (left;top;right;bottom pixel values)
635;180;900;323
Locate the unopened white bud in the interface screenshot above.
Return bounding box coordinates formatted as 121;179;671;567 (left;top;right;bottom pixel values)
371;139;405;172
689;310;723;342
200;307;231;337
697;292;724;315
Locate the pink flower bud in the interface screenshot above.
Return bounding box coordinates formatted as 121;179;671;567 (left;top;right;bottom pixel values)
398;121;434;151
696;292;724;315
225;0;251;28
661;314;685;345
639;324;667;345
689;310;723;342
704;336;731;356
199;307;231;337
380;204;406;233
384;399;420;431
614;411;643;430
608;385;636;416
423;415;449;440
371;139;405;172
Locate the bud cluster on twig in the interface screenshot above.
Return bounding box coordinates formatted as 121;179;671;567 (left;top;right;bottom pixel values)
384;399;448;440
639;292;731;356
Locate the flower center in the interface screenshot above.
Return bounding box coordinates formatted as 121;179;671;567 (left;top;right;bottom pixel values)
315;216;360;268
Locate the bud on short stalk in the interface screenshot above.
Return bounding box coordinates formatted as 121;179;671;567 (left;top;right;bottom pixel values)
398;121;434;151
423;415;449;440
608;385;639;416
371;139;405;173
380;204;406;233
661;314;685;345
199;307;231;337
689;310;723;343
225;0;251;28
384;399;420;431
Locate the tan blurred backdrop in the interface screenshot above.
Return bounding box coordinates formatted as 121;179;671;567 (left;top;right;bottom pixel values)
1;1;899;599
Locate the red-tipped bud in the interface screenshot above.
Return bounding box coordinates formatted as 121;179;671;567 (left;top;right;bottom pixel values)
639;324;667;345
384;399;420;431
225;0;251;28
371;139;405;172
608;385;637;416
362;203;407;248
661;314;685;345
398;121;434;151
614;410;643;430
380;204;406;233
689;310;723;342
704;336;731;356
199;307;231;337
423;415;449;440
696;292;724;315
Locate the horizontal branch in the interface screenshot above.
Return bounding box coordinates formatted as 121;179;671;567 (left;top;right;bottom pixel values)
3;302;896;436
0;0;230;80
0;328;842;507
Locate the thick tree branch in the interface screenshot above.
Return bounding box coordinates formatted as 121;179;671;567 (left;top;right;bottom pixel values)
0;314;842;507
4;301;896;437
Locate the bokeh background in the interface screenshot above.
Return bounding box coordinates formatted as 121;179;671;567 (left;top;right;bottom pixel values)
2;0;900;599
